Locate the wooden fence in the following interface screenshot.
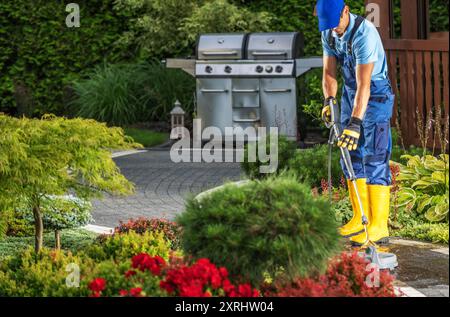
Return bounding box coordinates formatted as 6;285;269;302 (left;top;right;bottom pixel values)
385;39;449;150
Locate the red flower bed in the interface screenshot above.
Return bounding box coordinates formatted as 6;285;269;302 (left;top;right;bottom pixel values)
267;251;396;297
160;258;260;297
88;254;259;298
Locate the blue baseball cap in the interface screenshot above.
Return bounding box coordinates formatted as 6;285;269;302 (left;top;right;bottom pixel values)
316;0;345;32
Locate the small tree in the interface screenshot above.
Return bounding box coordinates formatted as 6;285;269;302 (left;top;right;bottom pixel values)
18;195;93;250
0;114;141;252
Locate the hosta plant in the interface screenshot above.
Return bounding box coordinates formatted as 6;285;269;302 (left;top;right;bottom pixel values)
396;154;449;222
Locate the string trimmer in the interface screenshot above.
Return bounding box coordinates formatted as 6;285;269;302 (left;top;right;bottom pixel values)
325;97;398;271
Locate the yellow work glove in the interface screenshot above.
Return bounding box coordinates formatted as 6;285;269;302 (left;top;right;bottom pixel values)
337;117;362;151
321;97;336;125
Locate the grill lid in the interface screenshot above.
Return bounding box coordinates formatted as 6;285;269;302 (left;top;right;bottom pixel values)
196;33;247;60
246;32;303;60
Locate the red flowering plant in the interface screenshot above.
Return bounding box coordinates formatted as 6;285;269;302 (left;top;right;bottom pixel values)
88;278;106;297
85;255;166;297
314;176;348;202
160;258;260;297
87;253;260;297
115;217;182;249
265;251;396;297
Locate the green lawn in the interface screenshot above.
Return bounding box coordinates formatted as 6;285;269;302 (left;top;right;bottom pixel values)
124;128;168;148
0;229;98;261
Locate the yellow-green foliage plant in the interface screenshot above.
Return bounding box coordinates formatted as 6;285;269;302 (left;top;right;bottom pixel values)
0;114;142;252
396;154;449;222
85;231;172;262
0;248;95;297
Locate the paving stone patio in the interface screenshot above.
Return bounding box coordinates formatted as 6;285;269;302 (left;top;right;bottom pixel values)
91;149;243;227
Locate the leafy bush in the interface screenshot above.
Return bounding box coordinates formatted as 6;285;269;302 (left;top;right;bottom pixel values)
72;61;195;125
178;175;341;284
86;231;172;262
288;145;343;188
241;135;298;179
114;0;273;59
392;222;449;244
115;217;182;250
17;195;92;249
0;248;94;296
0;229;97;261
242;138;343;188
5;210;35;237
396;154;449;222
0;0;133;116
331;196;353;226
265;251;396;297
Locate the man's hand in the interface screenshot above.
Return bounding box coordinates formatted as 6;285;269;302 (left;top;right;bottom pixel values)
322;96;337;125
338;117;362;151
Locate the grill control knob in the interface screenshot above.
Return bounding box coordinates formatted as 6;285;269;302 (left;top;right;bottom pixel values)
256;65;264;73
275;66;283;73
224;66;232;73
205;66;213;73
265;65;273;73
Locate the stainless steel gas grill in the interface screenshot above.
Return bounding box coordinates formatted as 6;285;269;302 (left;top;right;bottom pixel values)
166;32;322;141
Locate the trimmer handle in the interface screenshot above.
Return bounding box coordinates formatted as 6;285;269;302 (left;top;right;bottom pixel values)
327;97;341;134
326;97;357;181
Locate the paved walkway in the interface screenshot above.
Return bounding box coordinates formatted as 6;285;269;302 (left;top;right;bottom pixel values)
91;149;243;227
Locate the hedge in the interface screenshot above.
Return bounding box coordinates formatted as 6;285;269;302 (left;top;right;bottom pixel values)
0;0;134;116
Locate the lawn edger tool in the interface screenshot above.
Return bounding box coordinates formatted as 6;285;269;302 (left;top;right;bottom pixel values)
325;97;398;271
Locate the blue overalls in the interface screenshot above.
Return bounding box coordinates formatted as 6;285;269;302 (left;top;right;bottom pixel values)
329;16;394;186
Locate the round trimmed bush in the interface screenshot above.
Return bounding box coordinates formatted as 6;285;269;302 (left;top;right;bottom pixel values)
177;175;342;284
241;135;298;179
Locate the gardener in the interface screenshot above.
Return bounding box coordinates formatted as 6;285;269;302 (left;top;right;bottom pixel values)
317;0;394;245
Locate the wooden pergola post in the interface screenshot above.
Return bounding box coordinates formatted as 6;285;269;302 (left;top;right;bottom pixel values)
365;0;393;41
400;0;429;39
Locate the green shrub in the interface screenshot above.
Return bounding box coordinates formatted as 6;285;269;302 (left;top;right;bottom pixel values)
114;0;273;59
393;223;449;244
0;248;94;296
72;63;147;126
177;175;342;284
18;195;92;240
0;229;98;261
86;231;172;262
241;135;298;179
72;61;195;125
115;217;183;250
242;140;343;188
288;145;343;188
5;210;35;237
332;196;353;226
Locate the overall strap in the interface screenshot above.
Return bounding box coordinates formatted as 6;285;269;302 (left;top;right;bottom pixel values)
328;29;336;51
347;16;365;55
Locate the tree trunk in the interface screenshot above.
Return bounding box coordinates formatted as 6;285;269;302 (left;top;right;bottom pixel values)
33;205;43;253
55;230;61;250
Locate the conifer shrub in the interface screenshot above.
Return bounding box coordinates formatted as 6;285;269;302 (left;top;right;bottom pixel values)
177;175;342;284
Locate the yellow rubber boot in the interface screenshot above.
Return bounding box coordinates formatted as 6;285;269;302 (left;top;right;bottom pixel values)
339;179;370;238
350;185;391;245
